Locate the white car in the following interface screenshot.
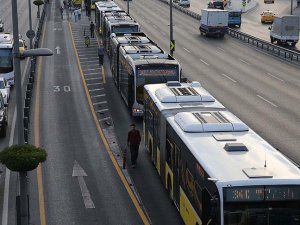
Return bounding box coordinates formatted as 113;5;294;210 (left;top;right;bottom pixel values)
0;77;10;104
178;0;190;7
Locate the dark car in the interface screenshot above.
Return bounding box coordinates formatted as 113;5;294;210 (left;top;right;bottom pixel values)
0;19;4;32
0;92;8;137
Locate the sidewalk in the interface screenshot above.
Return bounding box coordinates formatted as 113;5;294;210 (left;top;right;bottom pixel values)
67;7;147;213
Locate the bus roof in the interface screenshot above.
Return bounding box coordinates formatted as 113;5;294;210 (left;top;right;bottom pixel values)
121;44;163;55
144;82;225;111
111;33;151;45
95;1;120;11
166;110;300;184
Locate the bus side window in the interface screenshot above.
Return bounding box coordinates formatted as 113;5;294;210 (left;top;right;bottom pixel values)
166;139;174;170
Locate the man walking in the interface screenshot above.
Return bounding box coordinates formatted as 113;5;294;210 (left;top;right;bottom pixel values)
127;124;141;168
90;21;95;38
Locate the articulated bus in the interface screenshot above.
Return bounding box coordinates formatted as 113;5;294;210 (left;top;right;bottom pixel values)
0;33;14;86
104;16;139;50
119;52;181;117
95;1;121;34
110;32;154;84
143;82;300;225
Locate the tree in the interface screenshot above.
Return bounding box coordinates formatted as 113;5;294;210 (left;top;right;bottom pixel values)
0;144;47;172
33;0;44;18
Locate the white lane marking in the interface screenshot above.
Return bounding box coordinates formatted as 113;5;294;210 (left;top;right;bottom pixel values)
79;57;99;60
199;58;210;66
99;117;111;121
84;72;101;75
257;95;278;107
266;73;284;82
79;59;99;63
55;46;61;54
89;88;104;92
85;77;102;81
84;68;100;71
153;25;158;29
221;73;237;83
91;94;106;98
239;58;251;65
72;161;95;208
96;108;109;113
183;47;191;53
93;101;107;105
87;82;103;86
217;47;225;52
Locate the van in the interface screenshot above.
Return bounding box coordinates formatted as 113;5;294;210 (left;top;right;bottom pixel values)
178;0;190;7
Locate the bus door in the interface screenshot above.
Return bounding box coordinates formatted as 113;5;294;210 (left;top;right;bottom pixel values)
173;145;181;206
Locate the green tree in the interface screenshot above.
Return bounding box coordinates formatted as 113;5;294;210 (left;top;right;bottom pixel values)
0;144;47;172
33;0;44;18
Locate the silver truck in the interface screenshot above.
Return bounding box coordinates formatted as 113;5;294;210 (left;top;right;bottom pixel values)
269;15;299;46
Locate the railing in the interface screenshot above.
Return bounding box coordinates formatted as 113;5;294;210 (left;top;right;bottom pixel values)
157;0;300;65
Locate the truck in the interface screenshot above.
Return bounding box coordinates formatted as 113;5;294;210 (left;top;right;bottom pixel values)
199;9;228;37
269;15;299;46
228;10;241;27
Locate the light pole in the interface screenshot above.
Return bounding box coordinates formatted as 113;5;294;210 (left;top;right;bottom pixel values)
127;0;129;14
28;0;33;49
170;0;174;56
291;0;293;14
11;0;52;224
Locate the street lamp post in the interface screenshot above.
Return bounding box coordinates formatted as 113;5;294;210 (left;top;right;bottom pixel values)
11;0;53;223
127;0;130;14
291;0;293;14
28;0;33;49
170;0;174;56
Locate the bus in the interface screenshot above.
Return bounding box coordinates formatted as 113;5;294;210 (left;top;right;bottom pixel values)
103;14;139;50
95;1;121;34
143;82;300;225
119;51;181;117
0;33;14;86
110;32;154;82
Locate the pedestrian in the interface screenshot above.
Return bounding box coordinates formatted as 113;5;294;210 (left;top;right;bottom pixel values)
78;7;81;20
127;124;141;168
60;6;64;20
90;21;95;38
98;45;104;65
69;5;73;19
74;8;78;22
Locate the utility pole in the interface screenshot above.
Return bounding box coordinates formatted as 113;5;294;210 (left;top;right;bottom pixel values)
127;0;129;15
291;0;293;14
28;0;33;49
11;0;28;224
170;0;174;56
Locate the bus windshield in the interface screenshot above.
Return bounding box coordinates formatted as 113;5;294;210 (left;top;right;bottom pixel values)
224;185;300;225
136;64;179;104
0;48;13;73
111;25;139;34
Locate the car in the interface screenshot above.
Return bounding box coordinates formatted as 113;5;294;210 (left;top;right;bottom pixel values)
0;19;3;32
0;92;8;137
178;0;190;7
0;77;10;104
19;39;27;59
261;10;275;23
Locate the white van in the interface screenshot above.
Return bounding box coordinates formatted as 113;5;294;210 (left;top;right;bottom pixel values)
178;0;190;7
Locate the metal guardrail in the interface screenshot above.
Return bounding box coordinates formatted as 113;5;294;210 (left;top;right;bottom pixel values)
157;0;300;65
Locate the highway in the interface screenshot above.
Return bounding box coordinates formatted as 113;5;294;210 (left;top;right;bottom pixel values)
0;0;300;224
114;0;300;163
184;0;300;48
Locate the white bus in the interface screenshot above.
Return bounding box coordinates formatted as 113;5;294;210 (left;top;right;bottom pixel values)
0;33;14;86
143;81;300;225
109;36;161;89
95;1;121;34
119;48;181;117
104;15;139;50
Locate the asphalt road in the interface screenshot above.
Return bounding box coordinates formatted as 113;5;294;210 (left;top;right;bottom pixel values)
114;0;300;164
185;0;300;49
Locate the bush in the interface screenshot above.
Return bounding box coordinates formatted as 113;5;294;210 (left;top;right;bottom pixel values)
0;144;47;172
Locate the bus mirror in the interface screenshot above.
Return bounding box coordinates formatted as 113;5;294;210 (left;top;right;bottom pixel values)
180;77;188;83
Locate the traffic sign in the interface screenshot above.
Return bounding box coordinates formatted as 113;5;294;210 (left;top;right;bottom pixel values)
170;40;175;52
26;30;35;39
